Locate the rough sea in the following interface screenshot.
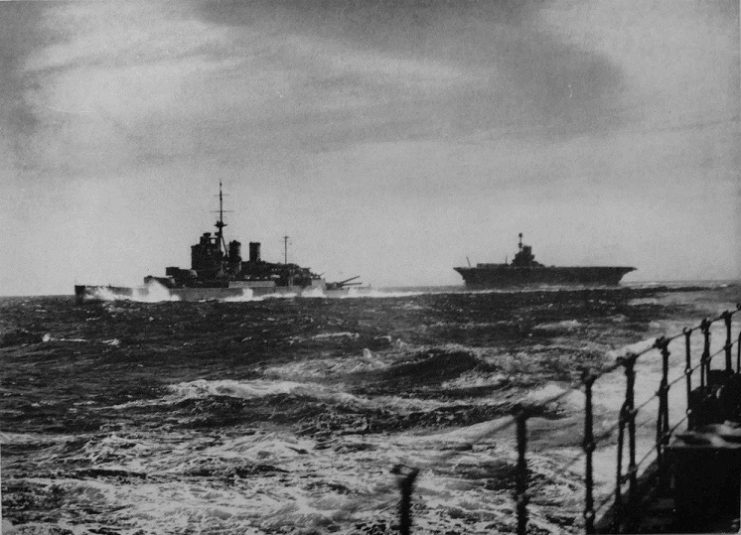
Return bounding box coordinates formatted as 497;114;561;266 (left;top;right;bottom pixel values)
2;283;740;535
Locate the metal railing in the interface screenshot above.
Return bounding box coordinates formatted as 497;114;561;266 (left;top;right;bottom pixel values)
345;303;741;534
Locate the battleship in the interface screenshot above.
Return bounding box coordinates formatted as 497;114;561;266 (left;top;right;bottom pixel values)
74;184;364;303
454;233;635;288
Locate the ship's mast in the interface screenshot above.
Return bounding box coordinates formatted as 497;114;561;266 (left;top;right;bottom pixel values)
283;235;289;264
518;232;523;250
215;181;228;256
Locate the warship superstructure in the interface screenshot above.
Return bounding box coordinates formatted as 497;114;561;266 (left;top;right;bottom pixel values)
74;184;363;303
454;233;635;288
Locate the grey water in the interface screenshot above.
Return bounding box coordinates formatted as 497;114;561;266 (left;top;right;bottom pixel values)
2;282;740;534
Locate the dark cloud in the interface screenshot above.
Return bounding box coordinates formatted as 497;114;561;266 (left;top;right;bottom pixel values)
192;0;626;147
0;1;627;177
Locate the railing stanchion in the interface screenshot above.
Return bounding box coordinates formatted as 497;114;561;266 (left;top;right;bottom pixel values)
393;465;419;535
614;403;625;533
684;329;694;429
515;410;529;535
626;354;638;531
655;338;670;488
700;319;711;386
724;311;733;372
613;354;637;533
582;371;596;534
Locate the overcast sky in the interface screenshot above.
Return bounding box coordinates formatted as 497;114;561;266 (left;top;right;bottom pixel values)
1;0;739;295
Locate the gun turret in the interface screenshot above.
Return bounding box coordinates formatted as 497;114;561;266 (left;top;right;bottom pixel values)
326;276;361;290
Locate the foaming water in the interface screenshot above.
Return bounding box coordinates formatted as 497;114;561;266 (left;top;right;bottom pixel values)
2;283;739;534
85;282;696;304
263;349;393;379
89;284;432;304
222;288;256;302
90;280;181;303
342;288;426;298
113;378;456;414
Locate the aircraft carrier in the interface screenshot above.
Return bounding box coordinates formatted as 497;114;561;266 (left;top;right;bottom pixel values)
454;233;635;288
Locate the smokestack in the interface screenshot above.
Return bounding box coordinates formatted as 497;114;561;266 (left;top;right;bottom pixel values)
229;240;241;262
249;242;261;263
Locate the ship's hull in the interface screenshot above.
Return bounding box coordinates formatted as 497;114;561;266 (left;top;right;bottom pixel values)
74;283;358;304
453;266;635;288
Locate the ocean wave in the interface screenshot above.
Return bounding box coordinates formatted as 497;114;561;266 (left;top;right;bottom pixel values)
374;348;488;382
341;288;426;298
311;331;359;340
531;319;582;335
40;333;88;343
221;287;426;301
441;370;508;390
184;287;428;302
264;348;393;379
114;378;451;414
524;382;584;408
0;432;79;446
91;281;182;303
167;379;356;403
627;297;659;306
221;289;258;302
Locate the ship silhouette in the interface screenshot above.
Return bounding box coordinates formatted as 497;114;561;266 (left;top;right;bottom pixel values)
75;183;364;303
454;233;635;288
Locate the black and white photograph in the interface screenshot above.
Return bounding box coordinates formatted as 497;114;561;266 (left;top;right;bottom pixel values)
1;1;740;533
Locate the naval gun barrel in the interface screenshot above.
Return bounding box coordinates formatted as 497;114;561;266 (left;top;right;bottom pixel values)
335;276;360;286
326;275;362;290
